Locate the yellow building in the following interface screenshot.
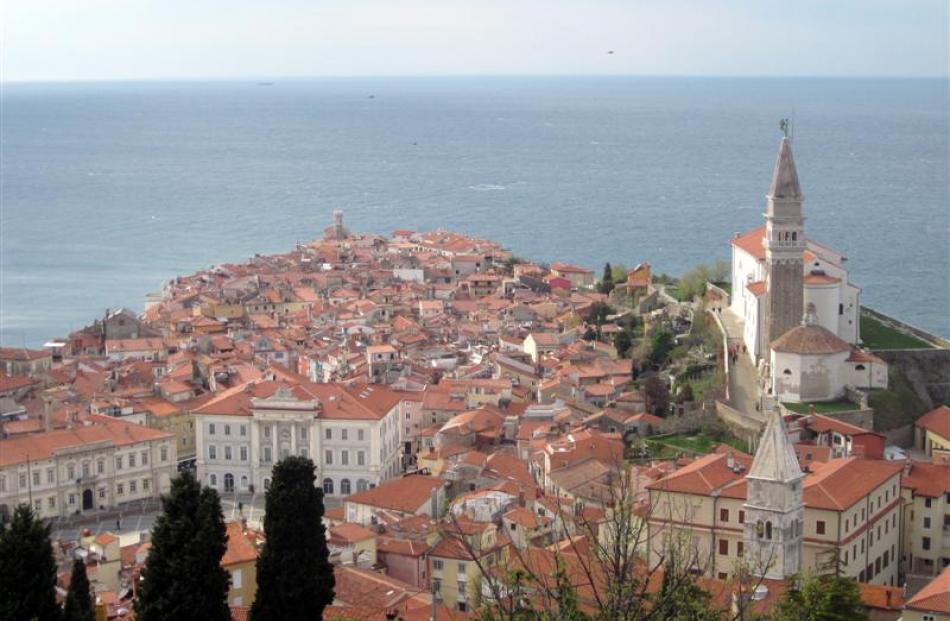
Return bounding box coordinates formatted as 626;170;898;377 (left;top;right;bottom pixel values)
901;461;950;578
143;398;196;461
647;414;903;586
428;520;508;613
222;521;260;608
916;405;950;458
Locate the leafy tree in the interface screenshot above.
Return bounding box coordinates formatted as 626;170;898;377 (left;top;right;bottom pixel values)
646;327;675;369
599;263;615;294
678;261;730;302
134;470;231;621
641;373;670;416
588;302;613;326
770;570;868;621
583;326;598;342
0;504;61;621
251;457;334;621
63;558;94;621
651;556;719;621
613;330;633;358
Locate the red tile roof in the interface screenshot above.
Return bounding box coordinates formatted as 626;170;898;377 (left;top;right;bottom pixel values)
344;476;443;514
917;405;950;439
905;565;950;613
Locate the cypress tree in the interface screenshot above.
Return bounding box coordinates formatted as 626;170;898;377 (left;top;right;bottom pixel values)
0;504;61;621
134;470;231;621
251;456;334;621
600;262;614;294
63;558;94;621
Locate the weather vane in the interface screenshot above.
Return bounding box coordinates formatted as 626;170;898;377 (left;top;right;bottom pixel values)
779;118;791;138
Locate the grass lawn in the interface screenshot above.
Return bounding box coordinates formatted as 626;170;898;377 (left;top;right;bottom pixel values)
860;314;933;350
665;285;686;302
648;432;747;456
782;400;859;414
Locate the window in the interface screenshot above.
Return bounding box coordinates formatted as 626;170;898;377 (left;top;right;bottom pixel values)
340;479;351;495
358;451;366;466
719;540;729;555
98;488;106;499
925;498;932;508
67;464;75;479
816;521;826;535
68;493;76;505
240;447;248;461
341;451;349;466
224;424;231;436
209;423;216;435
432;579;441;593
720;508;729;522
160;446;168;462
225;446;232;461
130;480;137;493
47;469;53;484
323;478;334;495
48;496;55;509
358;430;364;441
0;476;5;492
264;425;271;438
783;368;792;375
924;517;932;529
433;559;444;570
765;521;773;540
209;445;217;459
240;425;247;436
737;542;744;557
341;429;348;441
143;478;150;491
129;453;136;468
116;483;124;496
210;474;217;487
232;569;243;589
142;450;149;465
263;447;272;463
923;537;931;550
357;479;369;492
326;428;332;440
738;510;745;524
32;471;40;486
325;450;333;465
839;303;844;316
97;459;105;474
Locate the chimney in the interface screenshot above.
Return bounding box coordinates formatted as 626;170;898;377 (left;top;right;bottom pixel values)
726;452;735;469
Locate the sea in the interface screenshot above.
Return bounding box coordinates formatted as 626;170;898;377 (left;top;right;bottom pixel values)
1;76;948;346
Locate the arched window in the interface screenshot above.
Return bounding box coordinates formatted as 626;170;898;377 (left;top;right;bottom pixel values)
241;475;249;490
765;521;773;540
209;474;217;487
356;479;369;492
855;364;866;371
756;520;764;539
224;473;235;492
783;368;792;375
264;478;271;490
323;478;334;495
340;479;351;495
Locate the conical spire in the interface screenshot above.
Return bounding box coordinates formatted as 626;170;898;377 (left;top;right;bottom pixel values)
767;137;802;200
748;409;803;483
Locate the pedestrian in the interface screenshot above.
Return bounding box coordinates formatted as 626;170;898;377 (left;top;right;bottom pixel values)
116;518;121;531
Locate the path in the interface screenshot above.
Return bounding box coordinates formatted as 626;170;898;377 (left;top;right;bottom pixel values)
719;309;764;422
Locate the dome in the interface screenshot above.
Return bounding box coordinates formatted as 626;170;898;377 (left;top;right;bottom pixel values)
770;323;850;355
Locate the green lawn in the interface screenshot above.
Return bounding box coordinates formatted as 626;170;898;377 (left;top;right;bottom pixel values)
648;432;747;456
860;314;933;350
665;285;686;302
782;400;859;414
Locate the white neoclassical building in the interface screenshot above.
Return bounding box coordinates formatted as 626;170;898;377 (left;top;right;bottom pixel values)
194;377;407;497
0;414;176;521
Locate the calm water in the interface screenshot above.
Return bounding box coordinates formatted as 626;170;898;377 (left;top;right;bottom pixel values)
1;77;948;346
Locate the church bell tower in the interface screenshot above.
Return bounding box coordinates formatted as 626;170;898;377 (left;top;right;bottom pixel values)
743;409;804;579
764;127;805;349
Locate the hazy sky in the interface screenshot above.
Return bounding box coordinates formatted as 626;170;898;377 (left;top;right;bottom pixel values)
3;0;948;82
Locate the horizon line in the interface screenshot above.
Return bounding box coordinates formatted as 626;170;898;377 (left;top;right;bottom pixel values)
4;72;949;86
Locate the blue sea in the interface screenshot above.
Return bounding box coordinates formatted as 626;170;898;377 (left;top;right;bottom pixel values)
1;77;948;346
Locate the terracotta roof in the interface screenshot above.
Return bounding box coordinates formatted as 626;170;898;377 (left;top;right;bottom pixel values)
732;226;767;260
221;521;259;566
770;324;850;355
0;414;172;467
917;405;950;439
746;281;766;297
330;522;376;544
901;461;950;498
344;476;443;513
905;565;950;613
647;452;752;496
804;272;840;285
802;458;902;511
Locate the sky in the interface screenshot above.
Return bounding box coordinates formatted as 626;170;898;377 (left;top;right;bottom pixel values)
2;0;948;82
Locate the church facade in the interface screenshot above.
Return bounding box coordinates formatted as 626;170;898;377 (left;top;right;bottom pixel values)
729;136;887;403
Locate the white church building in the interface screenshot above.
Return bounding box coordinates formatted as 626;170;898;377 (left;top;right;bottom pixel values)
729;134;888;404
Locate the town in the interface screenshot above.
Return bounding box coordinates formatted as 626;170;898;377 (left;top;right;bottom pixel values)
2;135;949;621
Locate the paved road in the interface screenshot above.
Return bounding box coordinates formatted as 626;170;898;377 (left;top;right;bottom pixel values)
49;489;343;544
719;309;764;421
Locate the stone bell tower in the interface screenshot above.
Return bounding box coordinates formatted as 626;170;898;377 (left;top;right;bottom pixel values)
743;409;804;579
763;128;805;351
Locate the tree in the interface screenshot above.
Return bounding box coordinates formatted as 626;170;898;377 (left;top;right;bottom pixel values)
63;558;94;621
645;327;675;370
251;457;334;621
770;571;868;621
599;263;615;294
651;556;719;621
0;504;61;621
588;302;613;327
613;330;633;358
134;470;231;621
642;373;670;416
